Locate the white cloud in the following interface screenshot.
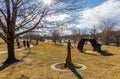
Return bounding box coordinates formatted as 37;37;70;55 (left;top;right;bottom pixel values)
42;0;54;5
76;0;120;29
46;14;70;22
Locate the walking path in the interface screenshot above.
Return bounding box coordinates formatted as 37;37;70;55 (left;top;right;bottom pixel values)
0;45;33;54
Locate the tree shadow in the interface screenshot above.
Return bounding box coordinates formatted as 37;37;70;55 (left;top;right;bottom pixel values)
78;50;115;56
0;52;31;71
20;52;31;60
0;63;11;71
82;52;98;56
69;66;83;79
100;51;115;56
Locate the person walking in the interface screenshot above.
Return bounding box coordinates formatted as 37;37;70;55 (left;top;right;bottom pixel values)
23;40;26;48
17;41;20;48
27;41;30;48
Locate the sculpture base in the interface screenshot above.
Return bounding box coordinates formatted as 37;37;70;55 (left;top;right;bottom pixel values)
51;62;87;72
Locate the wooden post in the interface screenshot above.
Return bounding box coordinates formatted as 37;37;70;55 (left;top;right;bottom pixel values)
65;40;73;67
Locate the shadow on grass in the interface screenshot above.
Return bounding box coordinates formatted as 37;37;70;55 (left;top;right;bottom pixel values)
78;49;115;56
20;52;31;60
0;52;31;71
82;52;98;56
69;66;83;79
0;63;11;71
0;60;19;71
100;51;115;56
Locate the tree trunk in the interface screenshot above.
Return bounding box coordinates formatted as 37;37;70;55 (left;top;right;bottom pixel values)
35;38;39;45
4;37;18;64
53;40;56;44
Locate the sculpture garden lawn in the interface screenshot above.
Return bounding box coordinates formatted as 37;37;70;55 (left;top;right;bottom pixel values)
0;41;120;79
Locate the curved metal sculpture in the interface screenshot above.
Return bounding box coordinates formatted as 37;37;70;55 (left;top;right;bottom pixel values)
77;39;102;53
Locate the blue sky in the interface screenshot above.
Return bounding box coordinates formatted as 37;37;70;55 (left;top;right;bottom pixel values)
47;0;107;22
42;0;120;35
74;0;120;29
36;0;120;35
34;0;120;35
87;0;106;8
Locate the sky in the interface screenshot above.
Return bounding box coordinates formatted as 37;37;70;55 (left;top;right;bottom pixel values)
72;0;120;30
86;0;106;8
46;0;120;30
19;0;120;35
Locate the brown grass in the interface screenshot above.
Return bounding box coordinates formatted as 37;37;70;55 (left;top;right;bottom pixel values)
0;42;120;79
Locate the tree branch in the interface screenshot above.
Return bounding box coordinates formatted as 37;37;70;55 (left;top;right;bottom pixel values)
0;8;7;21
0;32;7;43
15;9;48;38
5;0;11;23
0;19;7;35
11;0;17;31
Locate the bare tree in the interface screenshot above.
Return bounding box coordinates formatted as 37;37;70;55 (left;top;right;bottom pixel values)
0;0;86;63
90;25;98;40
98;18;116;45
51;30;60;44
71;29;81;47
111;30;120;46
0;0;48;63
81;29;88;38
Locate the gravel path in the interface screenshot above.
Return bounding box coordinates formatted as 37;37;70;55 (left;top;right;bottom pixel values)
0;45;33;54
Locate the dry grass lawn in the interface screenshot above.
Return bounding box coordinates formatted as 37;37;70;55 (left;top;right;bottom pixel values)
0;41;120;79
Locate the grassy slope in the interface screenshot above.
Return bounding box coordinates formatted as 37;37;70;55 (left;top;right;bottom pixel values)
0;42;120;79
